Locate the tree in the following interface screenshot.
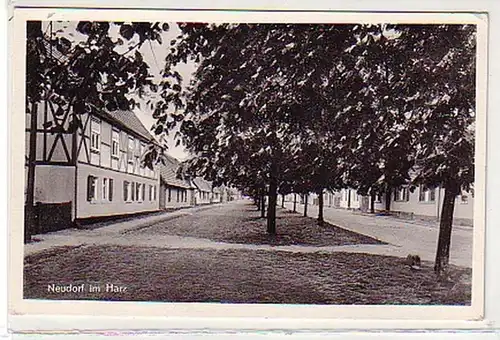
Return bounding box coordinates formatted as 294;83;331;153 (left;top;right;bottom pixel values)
160;24;358;234
405;25;476;274
343;25;418;212
348;24;476;274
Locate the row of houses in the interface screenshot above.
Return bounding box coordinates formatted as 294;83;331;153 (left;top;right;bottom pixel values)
159;154;237;209
284;185;473;223
24;99;239;233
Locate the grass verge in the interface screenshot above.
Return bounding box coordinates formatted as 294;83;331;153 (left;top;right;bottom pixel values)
24;245;470;305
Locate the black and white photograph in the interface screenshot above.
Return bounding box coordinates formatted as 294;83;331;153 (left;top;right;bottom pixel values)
12;10;487;318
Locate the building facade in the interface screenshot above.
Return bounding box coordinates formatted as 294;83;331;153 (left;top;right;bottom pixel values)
283;185;473;222
373;185;474;222
25;103;161;228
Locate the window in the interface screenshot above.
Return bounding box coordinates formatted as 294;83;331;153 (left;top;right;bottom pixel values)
419;185;436;202
149;185;157;201
102;178;113;201
168;188;172;202
123;181;128;201
124;181;132;201
142;183;145;202
131;182;135;201
128;137;134;163
176;189;180;202
109;179;113;201
394;187;409;202
135;182;141;202
87;175;97;202
90;119;100;152
102;178;108;200
112;129;120;158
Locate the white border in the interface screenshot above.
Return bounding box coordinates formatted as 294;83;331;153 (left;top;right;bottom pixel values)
6;5;495;335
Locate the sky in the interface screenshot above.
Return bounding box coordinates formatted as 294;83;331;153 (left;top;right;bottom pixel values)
44;21;196;161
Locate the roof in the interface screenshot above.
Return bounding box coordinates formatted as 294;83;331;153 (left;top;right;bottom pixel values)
192;177;212;193
102;109;156;143
159;155;193;189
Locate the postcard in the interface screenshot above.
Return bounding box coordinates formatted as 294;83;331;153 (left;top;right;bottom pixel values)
8;8;488;328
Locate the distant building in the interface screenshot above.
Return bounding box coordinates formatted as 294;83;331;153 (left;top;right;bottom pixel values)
158;156;195;209
373;185;474;222
211;186;223;203
192;177;212;205
294;185;473;223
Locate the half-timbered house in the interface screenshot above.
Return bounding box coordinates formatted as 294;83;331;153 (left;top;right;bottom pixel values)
25;102;161;231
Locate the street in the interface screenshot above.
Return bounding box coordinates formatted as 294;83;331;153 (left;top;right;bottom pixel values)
282;201;473;268
24;200;472;305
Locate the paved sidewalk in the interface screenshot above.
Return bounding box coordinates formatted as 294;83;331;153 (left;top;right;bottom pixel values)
282;201;473;268
24;204;219;256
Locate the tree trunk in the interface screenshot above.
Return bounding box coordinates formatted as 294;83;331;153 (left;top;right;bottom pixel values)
384;186;392;211
434;183;459;275
260;193;266;218
267;178;278;235
370;190;376;214
317;189;324;224
293;193;297;212
303;194;308;217
281;194;285;208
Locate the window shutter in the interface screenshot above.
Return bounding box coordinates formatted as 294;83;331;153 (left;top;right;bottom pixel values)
109;179;114;201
